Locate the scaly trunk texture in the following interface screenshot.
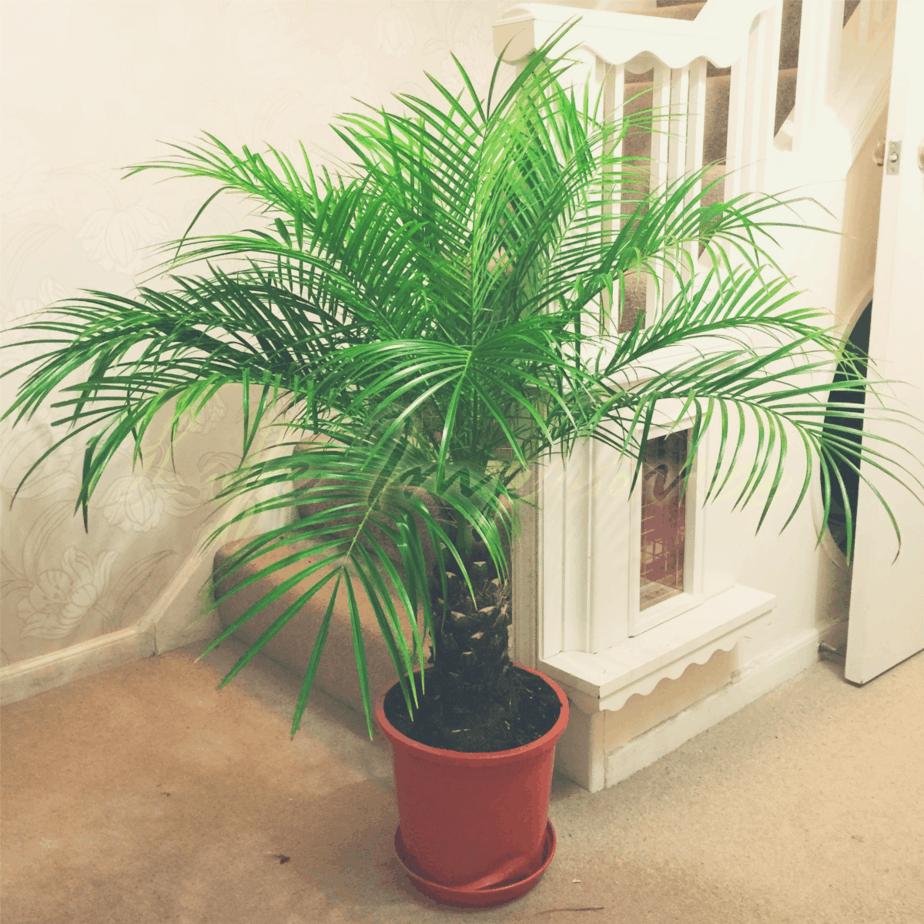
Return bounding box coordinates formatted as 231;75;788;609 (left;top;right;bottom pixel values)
382;545;562;753
427;544;517;746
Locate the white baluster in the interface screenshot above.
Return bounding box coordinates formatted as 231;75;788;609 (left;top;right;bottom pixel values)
661;64;691;309
649;63;671;321
604;63;625;336
685;58;707;268
685;59;707;185
725;42;749;202
668;65;690;187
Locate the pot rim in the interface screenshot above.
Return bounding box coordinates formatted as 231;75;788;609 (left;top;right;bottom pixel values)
374;663;570;766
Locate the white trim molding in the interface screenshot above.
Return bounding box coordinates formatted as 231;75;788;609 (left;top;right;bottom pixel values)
541;583;775;715
555;620;821;793
0;626;155;706
494;1;778;70
602;626;820;788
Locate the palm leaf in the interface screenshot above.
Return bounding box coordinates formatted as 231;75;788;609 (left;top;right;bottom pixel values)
3;28;922;736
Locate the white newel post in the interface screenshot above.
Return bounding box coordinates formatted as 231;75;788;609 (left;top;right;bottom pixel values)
745;0;784;192
792;0;846;153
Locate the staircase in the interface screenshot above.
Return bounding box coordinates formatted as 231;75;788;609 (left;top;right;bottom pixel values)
622;0;861;173
212;0;894;725
615;0;862;328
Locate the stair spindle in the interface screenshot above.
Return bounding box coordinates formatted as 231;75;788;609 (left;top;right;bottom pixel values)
650;63;671;320
685;58;707;269
604;62;625;336
745;1;784;193
661;63;692;308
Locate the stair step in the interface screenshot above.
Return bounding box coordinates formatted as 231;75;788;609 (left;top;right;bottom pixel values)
213;537;410;719
624;1;704;21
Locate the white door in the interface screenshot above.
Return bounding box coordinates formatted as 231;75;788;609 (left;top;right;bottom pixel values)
845;0;924;683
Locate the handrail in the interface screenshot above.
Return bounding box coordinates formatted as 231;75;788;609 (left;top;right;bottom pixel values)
494;0;777;71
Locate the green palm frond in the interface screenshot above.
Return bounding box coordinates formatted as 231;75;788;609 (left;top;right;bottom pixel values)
3;26;922;735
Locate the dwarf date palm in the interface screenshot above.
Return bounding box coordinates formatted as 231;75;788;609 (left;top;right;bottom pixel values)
3;34;921;742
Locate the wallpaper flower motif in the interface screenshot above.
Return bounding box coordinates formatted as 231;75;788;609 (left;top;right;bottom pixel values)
1;0;513;670
14;277;69;322
19;548;119;640
221;0;297;79
375;7;416;57
78;202;171;276
99;471;200;534
0;421;78;501
0;119;53;218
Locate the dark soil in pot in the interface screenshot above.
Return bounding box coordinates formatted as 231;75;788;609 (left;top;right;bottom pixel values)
383;665;561;752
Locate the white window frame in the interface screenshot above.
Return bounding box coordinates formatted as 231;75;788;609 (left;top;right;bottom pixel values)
533;409;709;664
512;410;775;723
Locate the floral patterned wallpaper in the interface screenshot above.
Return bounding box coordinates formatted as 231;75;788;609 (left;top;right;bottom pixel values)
0;0;517;668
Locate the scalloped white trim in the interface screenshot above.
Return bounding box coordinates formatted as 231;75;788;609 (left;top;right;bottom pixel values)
494;1;777;69
539;584;775;714
602;626;819;788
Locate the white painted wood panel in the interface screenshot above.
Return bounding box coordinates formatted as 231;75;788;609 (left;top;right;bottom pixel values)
846;0;924;683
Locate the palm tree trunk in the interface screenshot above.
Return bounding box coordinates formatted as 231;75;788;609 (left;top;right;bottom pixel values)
425;539;519;746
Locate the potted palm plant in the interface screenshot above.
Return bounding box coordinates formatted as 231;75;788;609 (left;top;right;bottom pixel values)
3;30;921;907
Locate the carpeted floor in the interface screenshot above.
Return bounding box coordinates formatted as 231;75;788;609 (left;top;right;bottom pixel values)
2;638;922;924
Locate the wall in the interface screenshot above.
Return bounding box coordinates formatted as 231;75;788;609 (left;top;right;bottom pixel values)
0;0;514;680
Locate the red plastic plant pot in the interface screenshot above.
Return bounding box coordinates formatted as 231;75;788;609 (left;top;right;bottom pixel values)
375;665;569;906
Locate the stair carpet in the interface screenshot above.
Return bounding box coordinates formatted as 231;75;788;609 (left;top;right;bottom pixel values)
213;0;859;719
213;538;415;719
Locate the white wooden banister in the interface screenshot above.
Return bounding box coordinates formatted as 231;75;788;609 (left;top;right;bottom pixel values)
494;1;779;72
495;0;786;330
495;0;894;216
492;0;895;388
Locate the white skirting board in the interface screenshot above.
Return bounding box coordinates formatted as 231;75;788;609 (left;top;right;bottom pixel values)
0;626;156;706
557;629;821;792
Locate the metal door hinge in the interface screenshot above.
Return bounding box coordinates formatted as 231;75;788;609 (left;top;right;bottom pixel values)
886;140;902;175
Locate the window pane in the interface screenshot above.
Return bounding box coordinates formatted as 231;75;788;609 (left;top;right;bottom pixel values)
640;430;687;610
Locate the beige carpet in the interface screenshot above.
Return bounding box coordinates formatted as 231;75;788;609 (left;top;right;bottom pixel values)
2;639;922;924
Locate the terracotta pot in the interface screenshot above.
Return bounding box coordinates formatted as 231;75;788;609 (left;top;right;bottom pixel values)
375;665;569;907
